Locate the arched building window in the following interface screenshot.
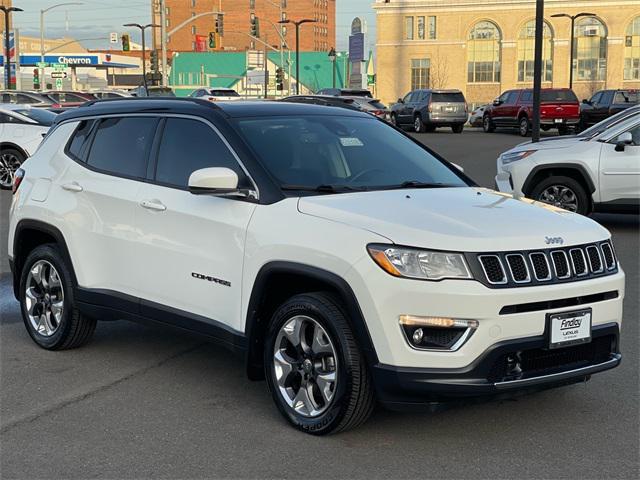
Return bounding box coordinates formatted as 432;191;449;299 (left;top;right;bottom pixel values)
574;17;607;81
517;20;553;82
624;16;640;80
467;21;501;83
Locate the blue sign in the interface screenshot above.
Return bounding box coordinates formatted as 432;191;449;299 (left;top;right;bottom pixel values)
349;33;365;62
0;55;99;66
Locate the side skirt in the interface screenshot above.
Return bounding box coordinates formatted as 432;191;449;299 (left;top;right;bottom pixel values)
75;288;247;354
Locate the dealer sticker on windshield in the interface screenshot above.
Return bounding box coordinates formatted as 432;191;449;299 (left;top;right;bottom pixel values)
340;137;364;147
548;308;592;349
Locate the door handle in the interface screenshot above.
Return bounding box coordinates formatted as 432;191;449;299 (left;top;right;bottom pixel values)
61;182;83;192
139;199;167;212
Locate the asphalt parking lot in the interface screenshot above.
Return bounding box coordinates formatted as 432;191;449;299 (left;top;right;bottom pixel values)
1;129;638;479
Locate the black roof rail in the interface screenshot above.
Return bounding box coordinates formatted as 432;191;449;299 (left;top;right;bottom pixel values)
80;96;217;108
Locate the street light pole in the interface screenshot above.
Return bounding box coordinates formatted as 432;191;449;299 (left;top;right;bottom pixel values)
328;47;336;88
531;0;544;143
279;18;316;94
551;12;596;89
40;3;83;91
0;6;23;90
124;23;159;96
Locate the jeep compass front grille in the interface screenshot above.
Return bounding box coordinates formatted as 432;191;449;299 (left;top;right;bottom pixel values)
469;242;617;288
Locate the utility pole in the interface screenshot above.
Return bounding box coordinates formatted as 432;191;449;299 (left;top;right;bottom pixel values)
531;0;544;143
40;3;82;91
160;0;168;87
1;5;23;90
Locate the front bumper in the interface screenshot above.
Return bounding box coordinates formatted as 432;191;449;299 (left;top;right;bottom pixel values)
373;323;620;410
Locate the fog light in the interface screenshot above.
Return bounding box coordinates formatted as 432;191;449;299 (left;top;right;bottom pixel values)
399;315;479;351
412;328;424;344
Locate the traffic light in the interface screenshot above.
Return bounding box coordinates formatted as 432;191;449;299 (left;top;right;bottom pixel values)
208;32;216;49
275;67;284;90
150;50;159;72
33;68;40;89
215;14;224;36
250;16;260;37
122;34;130;52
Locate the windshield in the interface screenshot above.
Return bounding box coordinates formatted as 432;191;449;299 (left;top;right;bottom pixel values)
578;108;640;139
14;108;57;126
235;115;468;192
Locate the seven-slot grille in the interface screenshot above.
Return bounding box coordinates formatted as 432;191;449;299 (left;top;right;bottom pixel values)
475;242;617;287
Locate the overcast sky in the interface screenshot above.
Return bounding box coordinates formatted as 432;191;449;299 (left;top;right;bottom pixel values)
12;0;376;52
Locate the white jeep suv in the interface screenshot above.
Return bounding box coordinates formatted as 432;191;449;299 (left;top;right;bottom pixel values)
7;98;625;434
495;105;640;215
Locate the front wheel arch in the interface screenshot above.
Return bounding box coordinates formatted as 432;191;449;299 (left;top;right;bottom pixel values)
244;262;378;380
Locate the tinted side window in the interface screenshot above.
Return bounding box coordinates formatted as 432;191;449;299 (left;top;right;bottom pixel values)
154;118;244;188
520;91;532;102
505;91;519;104
86;117;157;178
590;92;603;104
67;120;95;162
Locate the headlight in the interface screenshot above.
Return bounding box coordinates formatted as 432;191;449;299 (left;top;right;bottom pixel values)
500;150;536;165
367;244;473;281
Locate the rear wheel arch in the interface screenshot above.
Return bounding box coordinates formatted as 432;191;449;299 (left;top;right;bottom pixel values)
0;142;28;158
244;262;378;380
522;164;596;197
12;220;77;299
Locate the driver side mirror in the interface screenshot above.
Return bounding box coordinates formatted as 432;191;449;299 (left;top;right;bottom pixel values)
614;132;634;152
492;99;502;106
397;98;404;104
188;167;251;197
582;99;591;105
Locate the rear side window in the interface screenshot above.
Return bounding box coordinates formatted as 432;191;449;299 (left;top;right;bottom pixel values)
614;91;639;104
520;91;532;102
67;120;95;161
431;92;465;103
154;118;244;188
86;117;157;178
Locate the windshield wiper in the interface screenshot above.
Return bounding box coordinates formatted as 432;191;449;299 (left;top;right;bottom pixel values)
384;181;455;190
281;184;367;193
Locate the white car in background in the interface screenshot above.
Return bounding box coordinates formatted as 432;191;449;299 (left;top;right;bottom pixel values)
0;104;57;189
190;87;241;102
495;105;640;216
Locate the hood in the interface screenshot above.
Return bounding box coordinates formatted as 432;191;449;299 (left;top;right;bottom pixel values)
513;136;587;151
298;187;609;252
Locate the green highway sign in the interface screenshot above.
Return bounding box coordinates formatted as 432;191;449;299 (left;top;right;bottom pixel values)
55;78;63;89
36;62;49;68
52;63;67;71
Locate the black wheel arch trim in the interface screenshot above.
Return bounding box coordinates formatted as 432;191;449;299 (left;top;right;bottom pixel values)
0;142;28;158
522;163;596;196
11;220;78;300
244;261;379;379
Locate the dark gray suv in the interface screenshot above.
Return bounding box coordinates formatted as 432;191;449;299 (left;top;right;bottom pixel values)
390;89;468;133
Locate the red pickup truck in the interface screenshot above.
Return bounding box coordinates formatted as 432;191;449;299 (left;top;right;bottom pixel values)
483;88;580;136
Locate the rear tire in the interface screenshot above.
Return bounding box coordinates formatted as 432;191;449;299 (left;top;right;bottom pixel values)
264;292;375;435
483;115;495;133
389;113;398;127
519;116;530;137
413;115;426;133
451;123;464;134
557;125;569;136
529;175;590;216
19;244;96;350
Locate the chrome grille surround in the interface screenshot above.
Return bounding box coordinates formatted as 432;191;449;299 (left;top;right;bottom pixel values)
478;255;507;285
505;254;531;283
569;248;588;277
529;252;552;281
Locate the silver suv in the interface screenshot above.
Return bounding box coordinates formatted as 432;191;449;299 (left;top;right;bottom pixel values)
390;89;468;133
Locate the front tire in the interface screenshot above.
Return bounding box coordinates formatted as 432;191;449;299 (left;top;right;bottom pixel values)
0;148;25;190
264;292;375;435
20;244;96;350
529;176;590;215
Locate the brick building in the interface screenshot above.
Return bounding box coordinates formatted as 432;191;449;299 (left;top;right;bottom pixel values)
152;0;335;53
373;0;640;106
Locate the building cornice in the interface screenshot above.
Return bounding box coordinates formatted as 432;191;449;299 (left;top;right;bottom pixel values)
373;0;640;14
